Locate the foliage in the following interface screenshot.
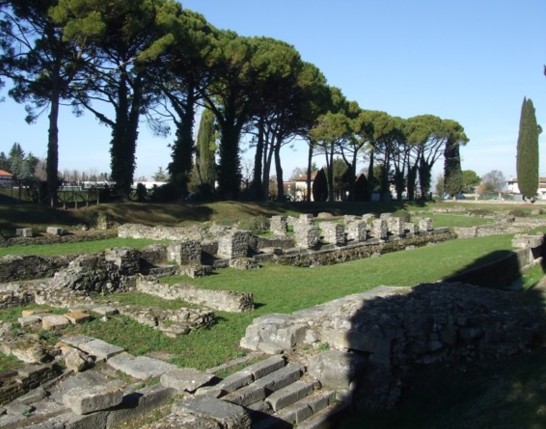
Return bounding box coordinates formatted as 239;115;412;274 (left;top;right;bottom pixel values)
134;183;148;202
481;170;506;193
152;167;169;182
2;1;472;206
150;183;180;202
516;97;540;199
461;169;481;193
312;168;328;202
353;173;370;201
443;119;466;197
0;0;84;206
192;108;217;192
332;158;350;200
435;173;445;197
52;0;179;198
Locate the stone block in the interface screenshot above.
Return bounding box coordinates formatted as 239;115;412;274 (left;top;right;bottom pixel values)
78;338;124;361
346;221;367;242
217;230;252;259
217;371;253;393
46;226;65;236
270;216;288;236
42;314;70;331
221;382;266;406
320;222;345;246
15;228;33;237
362;214;376;225
63;384;123;415
294;225;320;249
18;314;42;327
21;308;50;317
65;311;91;325
167;241;202;265
90;306;119;317
10;343;47;363
419;217;433;232
387;217;405;237
63;347;90;373
241;355;286;380
172;396;251;429
252;363;303;393
59;335;95;349
107;353;176;380
371;219;388;240
265;380;315;411
107;385;175;428
405;222;418;235
17;363;52;379
160;368;215;393
308;350;367;390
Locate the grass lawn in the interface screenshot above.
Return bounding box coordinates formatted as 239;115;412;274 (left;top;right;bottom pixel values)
421;213;494;228
14;233;510;371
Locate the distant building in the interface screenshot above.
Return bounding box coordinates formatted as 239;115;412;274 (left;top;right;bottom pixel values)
507;177;546;199
0;170;13;187
284;172;317;201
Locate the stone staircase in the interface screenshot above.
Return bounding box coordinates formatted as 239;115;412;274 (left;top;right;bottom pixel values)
187;354;348;429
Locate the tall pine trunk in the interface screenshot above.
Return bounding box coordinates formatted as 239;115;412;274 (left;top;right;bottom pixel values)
47;92;60;207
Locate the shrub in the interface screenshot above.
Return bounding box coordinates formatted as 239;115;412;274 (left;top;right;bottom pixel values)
150;183;181;202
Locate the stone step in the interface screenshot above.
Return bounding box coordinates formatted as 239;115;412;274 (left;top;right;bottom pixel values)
274;390;335;426
217;355;286;394
253;390;335;429
222;364;303;407
265;379;319;412
294;400;350;429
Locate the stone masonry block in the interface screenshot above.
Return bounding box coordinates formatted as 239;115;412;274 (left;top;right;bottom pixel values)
63;384;123;415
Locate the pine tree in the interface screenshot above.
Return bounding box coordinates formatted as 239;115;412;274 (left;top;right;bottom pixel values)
516;98;540;200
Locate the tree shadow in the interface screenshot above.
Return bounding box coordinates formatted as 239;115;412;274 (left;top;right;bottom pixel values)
310;244;546;428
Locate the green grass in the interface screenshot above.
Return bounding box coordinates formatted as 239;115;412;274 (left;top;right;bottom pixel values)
0;238;166;258
421;213;494;228
0;234;514;371
71;234;514;369
0;352;22;372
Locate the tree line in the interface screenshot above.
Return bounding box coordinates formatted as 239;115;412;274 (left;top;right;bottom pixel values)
0;0;469;206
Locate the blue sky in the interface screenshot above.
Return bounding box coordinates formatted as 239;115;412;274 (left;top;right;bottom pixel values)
1;0;545;183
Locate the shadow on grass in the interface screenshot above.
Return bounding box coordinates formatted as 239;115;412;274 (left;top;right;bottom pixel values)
313;244;546;429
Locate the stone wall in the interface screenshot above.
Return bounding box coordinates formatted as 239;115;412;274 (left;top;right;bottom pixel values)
241;281;546;409
0;364;59;405
260;229;454;267
136;278;254;313
117;223;207;241
0;283;35;309
217;231;252;259
0;255;74;283
445;246;539;288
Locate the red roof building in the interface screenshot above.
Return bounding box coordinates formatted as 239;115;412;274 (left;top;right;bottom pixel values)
0;170;13;187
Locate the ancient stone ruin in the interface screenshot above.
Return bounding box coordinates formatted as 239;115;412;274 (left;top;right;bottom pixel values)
0;211;544;428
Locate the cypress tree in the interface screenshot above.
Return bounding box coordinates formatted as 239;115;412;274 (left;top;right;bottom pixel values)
193;108;217;192
516;97;539;200
312;168;328;202
444;141;463;197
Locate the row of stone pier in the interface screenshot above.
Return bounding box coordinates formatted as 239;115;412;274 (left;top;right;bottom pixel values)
270;213;433;249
